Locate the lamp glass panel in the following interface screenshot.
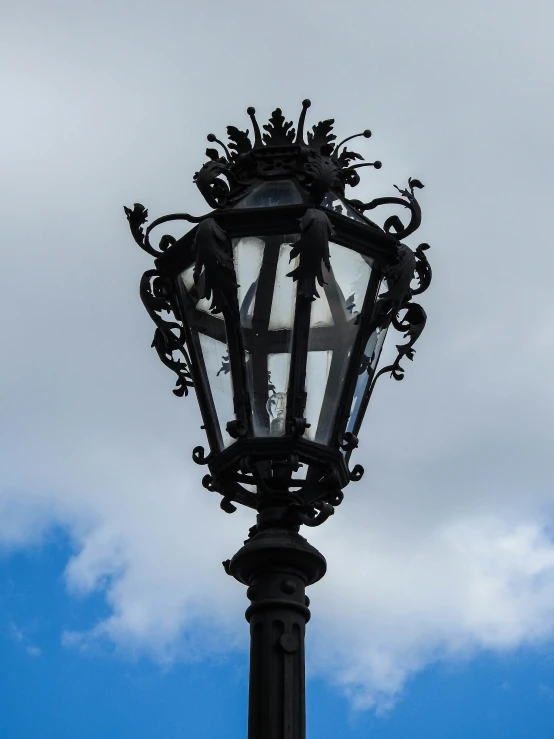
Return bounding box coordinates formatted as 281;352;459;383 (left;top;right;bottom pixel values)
234;234;299;437
179;265;235;449
346;324;388;434
198;334;235;447
304;243;373;443
234;180;303;209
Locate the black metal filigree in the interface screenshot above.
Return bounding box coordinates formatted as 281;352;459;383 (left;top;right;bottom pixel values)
286;209;334;300
302;150;342;205
124;203;204;257
194;159;232;210
307;118;336;150
192;218;237;314
263;108;296;146
366;242;432;395
349;177;424;241
201;472;258;512
193;102;382;208
140;270;194;396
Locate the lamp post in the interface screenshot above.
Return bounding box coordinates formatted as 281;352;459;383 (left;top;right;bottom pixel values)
124;100;432;739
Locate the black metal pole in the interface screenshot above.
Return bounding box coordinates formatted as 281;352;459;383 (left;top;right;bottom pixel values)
227;518;326;739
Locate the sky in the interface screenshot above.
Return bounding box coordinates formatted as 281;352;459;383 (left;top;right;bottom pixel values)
2;0;554;736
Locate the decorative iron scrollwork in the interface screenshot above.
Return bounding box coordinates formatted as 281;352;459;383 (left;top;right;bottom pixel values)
124;203;204;258
286;209;334;300
192;218;237;315
288;501;335;528
200;470;258;513
193;101;382;208
366;241;432;397
349;464;365;482
192;446;212;465
140;269;194;396
194;159;232;210
349;177;424;241
339;432;359;452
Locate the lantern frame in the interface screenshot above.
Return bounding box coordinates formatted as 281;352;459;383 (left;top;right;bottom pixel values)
125;101;432;530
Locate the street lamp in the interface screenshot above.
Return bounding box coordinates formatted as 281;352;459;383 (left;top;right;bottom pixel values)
124;100;431;739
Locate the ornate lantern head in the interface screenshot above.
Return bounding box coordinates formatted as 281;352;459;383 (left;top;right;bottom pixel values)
125;101;432;530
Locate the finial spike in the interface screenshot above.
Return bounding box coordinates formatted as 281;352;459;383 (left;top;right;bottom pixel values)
295;99;312;144
247;107;263;147
335;130;372;152
207;133;231;160
346;161;382;171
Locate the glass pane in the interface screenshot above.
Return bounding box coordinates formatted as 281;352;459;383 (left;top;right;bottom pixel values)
179;268;235;450
181;264;214;314
267;353;291;436
304;351;333;441
321;191;367;223
235;235;298;437
305;243;375;445
235;237;264;328
328;243;372;317
310;289;333;327
346;324;388;434
198;334;235;447
269;243;298;330
234;180;303;208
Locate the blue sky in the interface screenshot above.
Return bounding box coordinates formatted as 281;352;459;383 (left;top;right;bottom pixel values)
3;533;554;738
3;0;554;736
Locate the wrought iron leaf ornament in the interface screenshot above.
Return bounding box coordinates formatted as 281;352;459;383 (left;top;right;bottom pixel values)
123;202;204;257
412;243;432;294
194;159;230;210
192;218;237;315
262;108;296;146
192;102;383;207
226;125;252;158
303;151;342;204
307;119;336;150
140;270;194;396
287;209;334;300
335;149;364;168
360;241;432;411
124;203;148;248
377;244;417;312
351;177;424;241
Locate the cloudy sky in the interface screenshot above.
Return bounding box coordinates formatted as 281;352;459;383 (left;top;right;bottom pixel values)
2;0;554;736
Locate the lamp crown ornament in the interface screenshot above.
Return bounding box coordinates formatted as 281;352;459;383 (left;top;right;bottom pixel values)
194;100;382;208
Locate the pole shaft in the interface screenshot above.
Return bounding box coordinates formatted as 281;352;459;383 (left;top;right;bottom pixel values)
246;568;309;739
228;526;326;739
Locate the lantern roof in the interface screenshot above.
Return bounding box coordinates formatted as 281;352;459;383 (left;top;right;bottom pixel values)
194;100;382;208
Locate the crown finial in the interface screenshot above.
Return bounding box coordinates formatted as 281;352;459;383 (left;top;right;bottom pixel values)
335;129;372;152
295;99;312;145
207;133;231;160
247;107;263;147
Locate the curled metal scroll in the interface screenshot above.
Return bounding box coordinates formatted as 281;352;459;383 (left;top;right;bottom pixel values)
286;209;335;300
140;269;194;396
124;202;204;258
192;218;238;314
349;177;424;241
365;241;432;402
200;472;258;512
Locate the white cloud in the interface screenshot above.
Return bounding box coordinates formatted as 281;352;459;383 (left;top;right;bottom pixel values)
2;0;554;714
309;518;554;710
